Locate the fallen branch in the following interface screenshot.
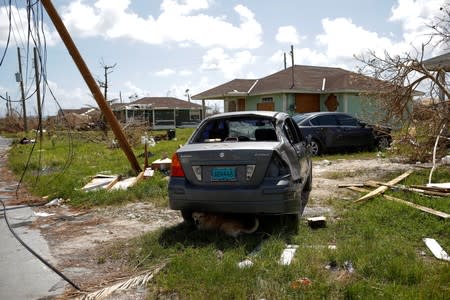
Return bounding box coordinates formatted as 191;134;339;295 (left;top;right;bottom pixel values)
354;170;414;203
77;262;166;300
347;186;449;219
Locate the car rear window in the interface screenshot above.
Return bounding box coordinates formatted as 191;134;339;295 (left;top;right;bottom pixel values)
310;115;338;126
336;114;359;126
192;117;276;143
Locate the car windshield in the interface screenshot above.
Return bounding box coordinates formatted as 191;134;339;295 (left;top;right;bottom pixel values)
192;116;277;143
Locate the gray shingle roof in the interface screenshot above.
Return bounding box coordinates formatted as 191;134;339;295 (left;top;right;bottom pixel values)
192;65;386;100
423;52;450;71
116;97;203;109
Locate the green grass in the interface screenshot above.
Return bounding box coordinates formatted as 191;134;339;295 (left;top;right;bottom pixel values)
5;129;450;298
100;166;449;299
6;128;195;207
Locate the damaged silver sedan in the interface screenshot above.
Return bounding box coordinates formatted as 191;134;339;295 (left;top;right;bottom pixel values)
168;111;312;223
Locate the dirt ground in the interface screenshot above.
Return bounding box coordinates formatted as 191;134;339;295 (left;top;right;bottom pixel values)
0;155;414;299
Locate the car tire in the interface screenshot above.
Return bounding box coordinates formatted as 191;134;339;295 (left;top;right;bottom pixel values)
309;139;321;155
280;214;299;233
377;136;390;150
181;210;194;224
299;167;312;216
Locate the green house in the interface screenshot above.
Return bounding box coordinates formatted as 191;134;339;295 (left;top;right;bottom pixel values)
192;65;392;123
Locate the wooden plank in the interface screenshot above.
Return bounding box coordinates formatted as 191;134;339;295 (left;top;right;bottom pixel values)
347;186;450;219
354;170;414;203
105;176;120;190
411;185;450;193
338;183;365;188
367;180;450;197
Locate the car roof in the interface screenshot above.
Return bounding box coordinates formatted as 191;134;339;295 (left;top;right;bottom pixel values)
205;111;288;121
298;112;352;117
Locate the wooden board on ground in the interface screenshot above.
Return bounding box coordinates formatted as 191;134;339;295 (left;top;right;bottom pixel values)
366;180;450;197
81;174;120;192
347;186;450;219
354;169;414;203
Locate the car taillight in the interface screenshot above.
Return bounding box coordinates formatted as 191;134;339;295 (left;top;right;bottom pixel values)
265;153;290;178
170;153;185;177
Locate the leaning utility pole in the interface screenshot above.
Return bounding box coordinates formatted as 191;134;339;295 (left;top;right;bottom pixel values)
34;47;43;138
17;47;28;132
41;0;142;173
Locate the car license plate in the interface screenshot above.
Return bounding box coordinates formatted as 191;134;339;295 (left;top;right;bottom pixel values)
211;167;236;181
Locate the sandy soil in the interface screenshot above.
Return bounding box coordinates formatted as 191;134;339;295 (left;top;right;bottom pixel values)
1;154;415;299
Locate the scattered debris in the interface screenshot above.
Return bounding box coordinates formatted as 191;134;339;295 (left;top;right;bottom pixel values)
81;172;145;192
76;262;166;300
45;198;64;206
34;211;54;217
441;155;450;165
343;261;354;273
143;167;155;177
346;186;450;219
81;174;120;192
322;159;332;166
307;216;327;229
215;250;224;260
366;180;449;197
237;259;254;269
423;238;450;262
426;182;450;190
354;170;414;203
151;158;172;171
325;260;339;271
19;137;35;144
279;244;298;266
290;277;312;289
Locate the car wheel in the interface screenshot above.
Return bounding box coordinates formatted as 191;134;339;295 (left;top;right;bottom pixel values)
309;139;321;155
181;210;194;224
280;214;299;233
377;136;390;150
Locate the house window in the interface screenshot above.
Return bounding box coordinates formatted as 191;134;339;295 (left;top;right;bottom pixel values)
261;97;273;103
190;110;201;120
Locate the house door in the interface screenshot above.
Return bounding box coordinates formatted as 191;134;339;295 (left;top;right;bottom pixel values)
295;94;320;113
237;98;245;111
228;101;236;112
257;102;274;111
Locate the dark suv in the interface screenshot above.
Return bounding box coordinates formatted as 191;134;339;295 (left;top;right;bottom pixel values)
293;112;391;155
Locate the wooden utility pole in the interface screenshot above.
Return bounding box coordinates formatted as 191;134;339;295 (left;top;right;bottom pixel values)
284;52;287;69
100;62;116;102
34;47;43;138
41;0;142;173
17;47;28;132
290;45;295;88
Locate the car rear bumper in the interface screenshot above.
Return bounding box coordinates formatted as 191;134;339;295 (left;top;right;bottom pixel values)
168;177;300;214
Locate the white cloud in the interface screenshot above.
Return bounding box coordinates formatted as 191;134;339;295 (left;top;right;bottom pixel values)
61;1;263;49
0;6;58;47
123;81;152;98
390;0;443;32
179;69;193;76
317;17;398;60
155;68;176;76
276;26;300;44
200;48;257;79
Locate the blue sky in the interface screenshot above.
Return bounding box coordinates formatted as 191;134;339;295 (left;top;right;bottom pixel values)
0;0;446;116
